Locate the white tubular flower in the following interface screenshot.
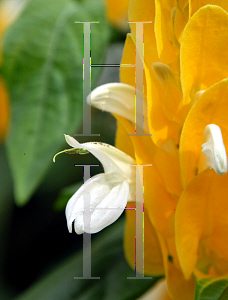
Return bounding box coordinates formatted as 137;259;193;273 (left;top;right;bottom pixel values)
200;124;227;175
87;83;149;132
64;135;136;234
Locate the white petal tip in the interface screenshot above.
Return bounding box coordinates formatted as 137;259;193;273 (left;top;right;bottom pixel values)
86;93;91;105
64;134;81;148
201;124;227;175
65;178;130;235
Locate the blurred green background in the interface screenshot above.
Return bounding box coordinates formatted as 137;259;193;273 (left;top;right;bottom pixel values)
0;0;157;299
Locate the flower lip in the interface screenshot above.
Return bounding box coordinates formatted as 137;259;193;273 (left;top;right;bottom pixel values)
201;124;227;175
64;134;136;179
62;136;136;234
87;82;149;133
87;83;135;110
66;175;129;234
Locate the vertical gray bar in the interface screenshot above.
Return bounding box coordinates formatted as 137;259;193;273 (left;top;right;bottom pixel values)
83;23;91;136
128;164;152;279
74;22;100;137
128;21;152;137
74;164;100;279
135;23;144;136
83;165;91;278
135;165;144;278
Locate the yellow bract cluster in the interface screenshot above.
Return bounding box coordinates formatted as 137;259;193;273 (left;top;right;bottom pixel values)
115;0;228;299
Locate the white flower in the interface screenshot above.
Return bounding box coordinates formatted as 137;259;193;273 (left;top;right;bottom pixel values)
64;135;136;234
199;124;227;175
87;82;149;132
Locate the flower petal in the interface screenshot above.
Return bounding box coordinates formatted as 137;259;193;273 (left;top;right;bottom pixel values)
128;0;159;69
173;7;188;44
87;83;149;132
181;5;228;104
176;169;228;279
152;62;183;123
200;124;227;175
120;33;138;89
145;64;180;147
191;0;228;16
64;135;135;178
66;173;129;234
180;79;228;187
154;0;177;64
104;0;130;29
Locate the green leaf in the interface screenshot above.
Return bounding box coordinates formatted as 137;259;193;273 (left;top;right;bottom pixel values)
2;0;110;205
54;181;83;211
194;276;228;300
15;217;158;300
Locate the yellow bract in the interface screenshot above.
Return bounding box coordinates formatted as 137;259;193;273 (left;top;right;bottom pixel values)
181;5;228;105
176;169;228;279
115;0;228;299
154;0;178;64
190;0;228;16
180;79;228;187
104;0;130;28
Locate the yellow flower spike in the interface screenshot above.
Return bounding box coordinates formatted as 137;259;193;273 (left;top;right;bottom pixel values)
154;0;178;64
176;169;228;280
181;5;228;105
104;0;130;29
180;78;228;188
